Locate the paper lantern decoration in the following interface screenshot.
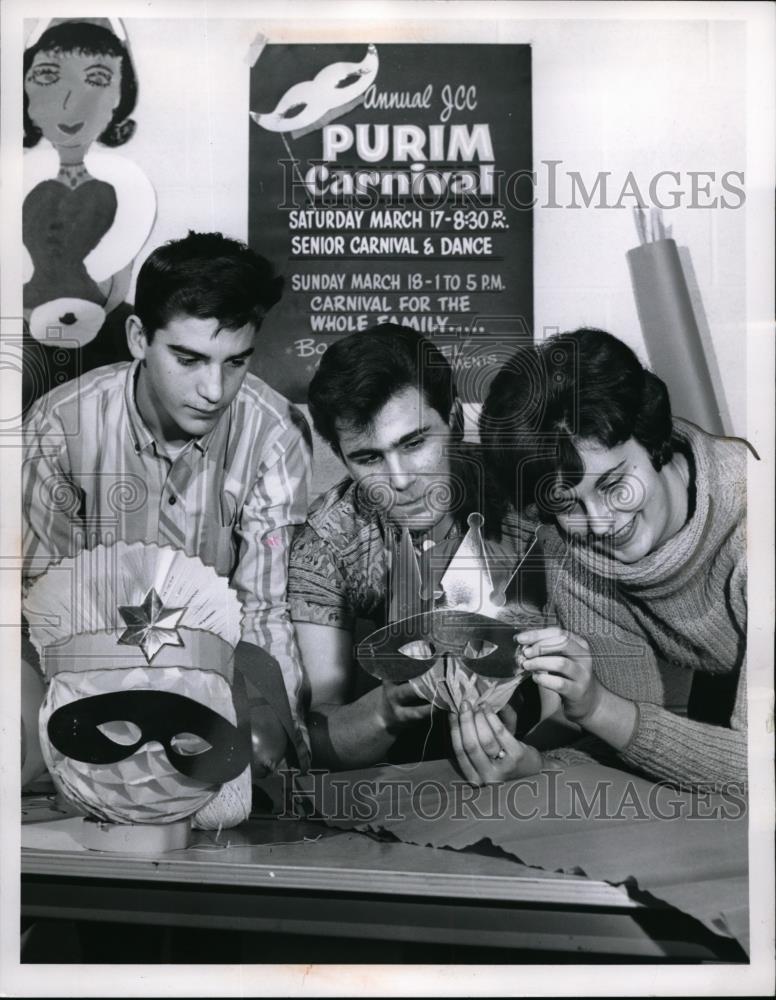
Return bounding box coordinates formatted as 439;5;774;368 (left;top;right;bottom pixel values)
357;514;549;713
23;542;251;830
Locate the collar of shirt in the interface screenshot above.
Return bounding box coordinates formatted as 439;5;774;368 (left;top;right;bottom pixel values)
124;360;227;459
347;477;460;552
376;509;460;555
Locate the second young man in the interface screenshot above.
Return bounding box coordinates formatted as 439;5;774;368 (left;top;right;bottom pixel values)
288;324;541;769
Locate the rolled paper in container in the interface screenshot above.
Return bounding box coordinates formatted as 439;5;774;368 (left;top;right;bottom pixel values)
626;238;725;436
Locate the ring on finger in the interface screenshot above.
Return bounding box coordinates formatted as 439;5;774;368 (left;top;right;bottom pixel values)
489;748;506;762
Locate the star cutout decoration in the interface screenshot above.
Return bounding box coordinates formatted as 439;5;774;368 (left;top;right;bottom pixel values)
117;588;186;663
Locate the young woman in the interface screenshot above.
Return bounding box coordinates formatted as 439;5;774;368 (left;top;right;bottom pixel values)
450;328;748;792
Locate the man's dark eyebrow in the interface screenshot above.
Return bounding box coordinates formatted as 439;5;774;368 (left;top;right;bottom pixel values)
392;426;429;448
594;460;627;489
344;446;380;461
344;426;429;462
227;347;255;361
168;345;255;362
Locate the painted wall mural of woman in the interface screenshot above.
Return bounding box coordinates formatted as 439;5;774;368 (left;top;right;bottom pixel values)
23;17;156;409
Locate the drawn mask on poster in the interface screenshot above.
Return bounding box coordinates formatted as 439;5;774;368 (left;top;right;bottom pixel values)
250;43;379;139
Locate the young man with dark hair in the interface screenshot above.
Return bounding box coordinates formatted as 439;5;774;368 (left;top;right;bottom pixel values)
470;328;748;791
288;323;539;770
23;231;312;772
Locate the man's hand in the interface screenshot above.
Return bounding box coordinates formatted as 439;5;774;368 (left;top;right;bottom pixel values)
377;680;433;734
516;626;603;725
450;700;544;785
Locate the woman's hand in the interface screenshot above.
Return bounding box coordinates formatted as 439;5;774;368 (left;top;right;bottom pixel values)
516;626;604;725
450;701;543;785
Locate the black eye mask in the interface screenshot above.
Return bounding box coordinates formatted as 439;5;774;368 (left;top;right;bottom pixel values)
356;609;520;683
47;690;251;785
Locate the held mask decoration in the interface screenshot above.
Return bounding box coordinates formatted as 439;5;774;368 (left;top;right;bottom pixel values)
356;514;550;713
358;609;518;684
23;542;251;828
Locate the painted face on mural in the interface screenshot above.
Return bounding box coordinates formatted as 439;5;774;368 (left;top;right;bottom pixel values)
25;47;122;157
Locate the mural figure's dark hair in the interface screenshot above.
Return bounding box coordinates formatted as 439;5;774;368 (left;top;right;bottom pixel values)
24;22;138;148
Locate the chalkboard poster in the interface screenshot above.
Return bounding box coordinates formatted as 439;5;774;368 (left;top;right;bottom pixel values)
248;43;532;402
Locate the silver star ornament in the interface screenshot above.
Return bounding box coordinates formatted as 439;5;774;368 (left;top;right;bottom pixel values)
117;588;186;663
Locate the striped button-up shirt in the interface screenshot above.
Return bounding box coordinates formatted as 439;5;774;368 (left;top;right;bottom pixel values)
23;361;312;763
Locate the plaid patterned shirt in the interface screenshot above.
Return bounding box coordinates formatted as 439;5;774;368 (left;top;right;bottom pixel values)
22;361;312;763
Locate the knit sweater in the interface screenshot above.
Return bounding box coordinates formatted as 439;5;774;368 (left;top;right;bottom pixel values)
539;420;748;790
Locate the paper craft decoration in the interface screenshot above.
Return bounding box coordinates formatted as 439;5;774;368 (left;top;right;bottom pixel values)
357;514;548;713
22;18;155;405
23;542;251;830
47;691;249;786
627;213;725;435
250;44;379;139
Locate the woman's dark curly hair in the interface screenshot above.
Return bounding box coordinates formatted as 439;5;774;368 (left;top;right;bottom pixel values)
24;21;138;149
480;328;674;522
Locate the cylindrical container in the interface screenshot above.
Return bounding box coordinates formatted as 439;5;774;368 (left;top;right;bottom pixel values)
626;238;725;436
